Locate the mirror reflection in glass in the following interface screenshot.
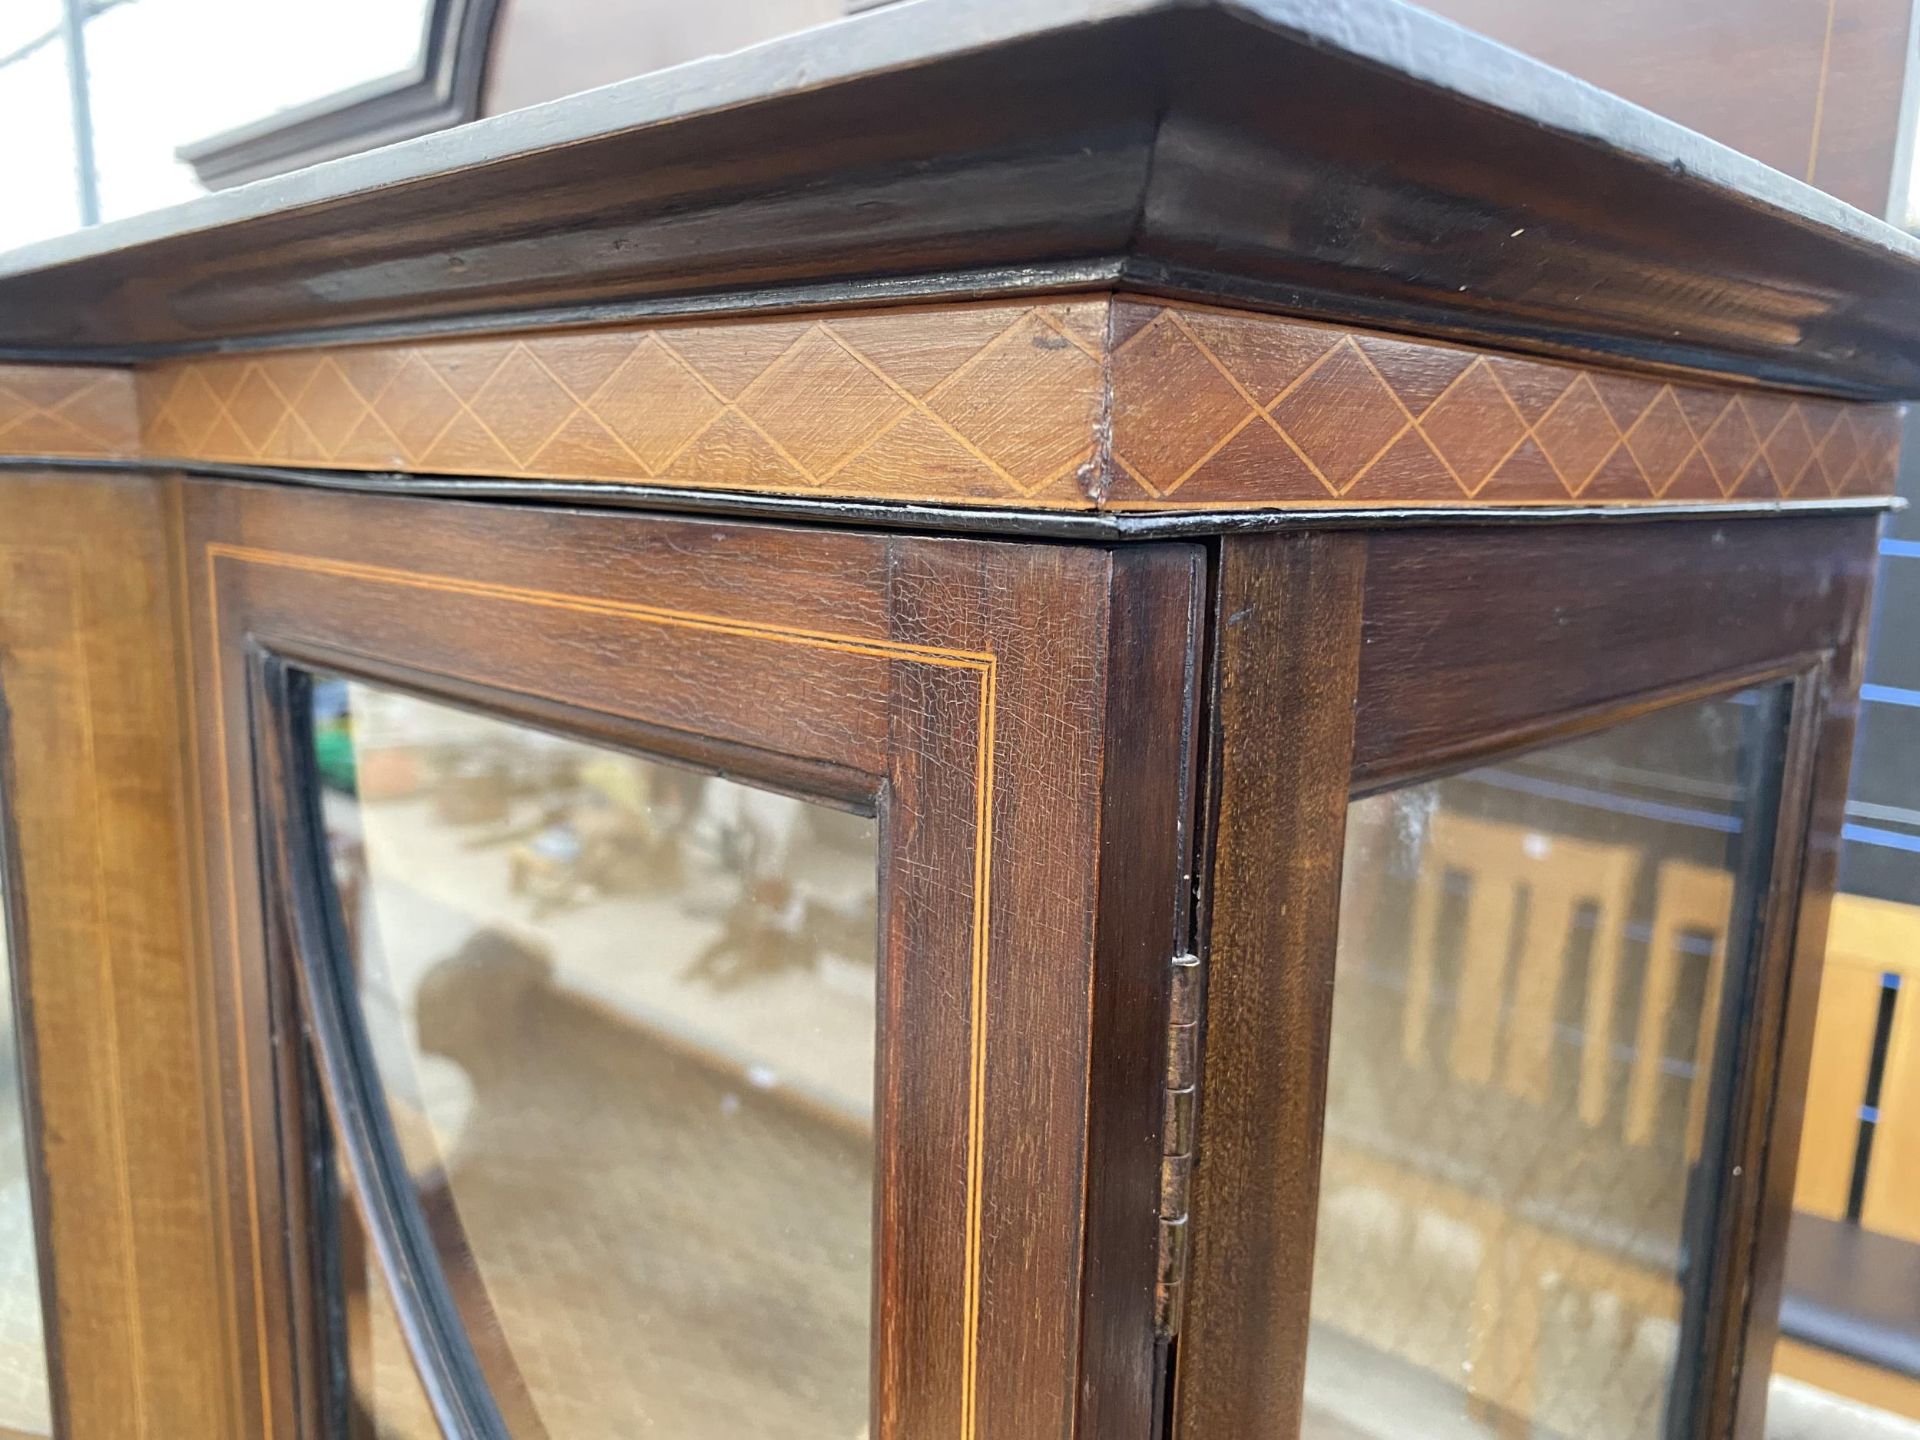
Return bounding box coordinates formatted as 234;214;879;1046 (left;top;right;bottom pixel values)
1305;689;1786;1440
308;676;878;1439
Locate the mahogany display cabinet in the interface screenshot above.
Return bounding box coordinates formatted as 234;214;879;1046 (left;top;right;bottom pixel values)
0;2;1914;1437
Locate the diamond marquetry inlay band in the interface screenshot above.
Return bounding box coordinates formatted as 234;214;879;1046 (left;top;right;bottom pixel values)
138;300;1112;507
0;297;1900;512
1105;302;1899;506
0;364;139;461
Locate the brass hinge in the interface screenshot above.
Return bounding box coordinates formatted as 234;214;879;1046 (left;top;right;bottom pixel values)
1156;952;1201;1335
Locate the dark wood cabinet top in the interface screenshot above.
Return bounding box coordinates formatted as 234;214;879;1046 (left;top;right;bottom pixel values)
3;0;1920;399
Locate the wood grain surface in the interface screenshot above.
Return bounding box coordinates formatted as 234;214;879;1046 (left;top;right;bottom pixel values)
1174;532;1368;1439
0;367;137;461
5;1;1920;397
1422;0;1916;216
0;471;232;1438
179;479;1201;1440
50;296;1894;512
141;300;1112;505
1176;516;1880;1439
2;299;1901;514
1352;516;1875;787
1106;302;1902;508
1730;533;1879;1439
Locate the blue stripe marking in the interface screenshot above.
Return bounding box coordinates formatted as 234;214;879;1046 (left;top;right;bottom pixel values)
1863;683;1920;709
1885;539;1920;559
1622;921;1716;956
1474;769;1741;833
1845;823;1920;854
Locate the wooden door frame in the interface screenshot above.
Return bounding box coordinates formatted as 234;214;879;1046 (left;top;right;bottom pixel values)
177;477;1203;1440
1727;580;1876;1439
1174;514;1880;1440
0;470;232;1439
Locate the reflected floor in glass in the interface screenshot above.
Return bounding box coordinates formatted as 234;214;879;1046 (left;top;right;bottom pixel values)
311;677;877;1439
1766;1373;1920;1440
1305;691;1780;1440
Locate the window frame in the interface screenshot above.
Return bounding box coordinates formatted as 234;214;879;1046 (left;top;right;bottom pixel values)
177;0;502;191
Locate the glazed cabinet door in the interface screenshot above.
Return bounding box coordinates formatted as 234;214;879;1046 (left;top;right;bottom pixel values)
1177;519;1878;1440
178;480;1201;1440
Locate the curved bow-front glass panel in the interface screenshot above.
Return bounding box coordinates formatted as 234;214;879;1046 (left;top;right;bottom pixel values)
306;676;878;1437
1305;688;1788;1440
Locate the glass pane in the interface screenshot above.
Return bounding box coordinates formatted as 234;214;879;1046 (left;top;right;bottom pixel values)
0;860;48;1432
308;675;878;1438
0;23;82;250
338;1179;438;1440
1305;689;1788;1440
84;0;435;226
0;0;62;63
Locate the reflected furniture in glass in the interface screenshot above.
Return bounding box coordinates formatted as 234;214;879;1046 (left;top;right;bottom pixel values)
304;679;879;1437
1310;695;1787;1438
0;2;1911;1437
